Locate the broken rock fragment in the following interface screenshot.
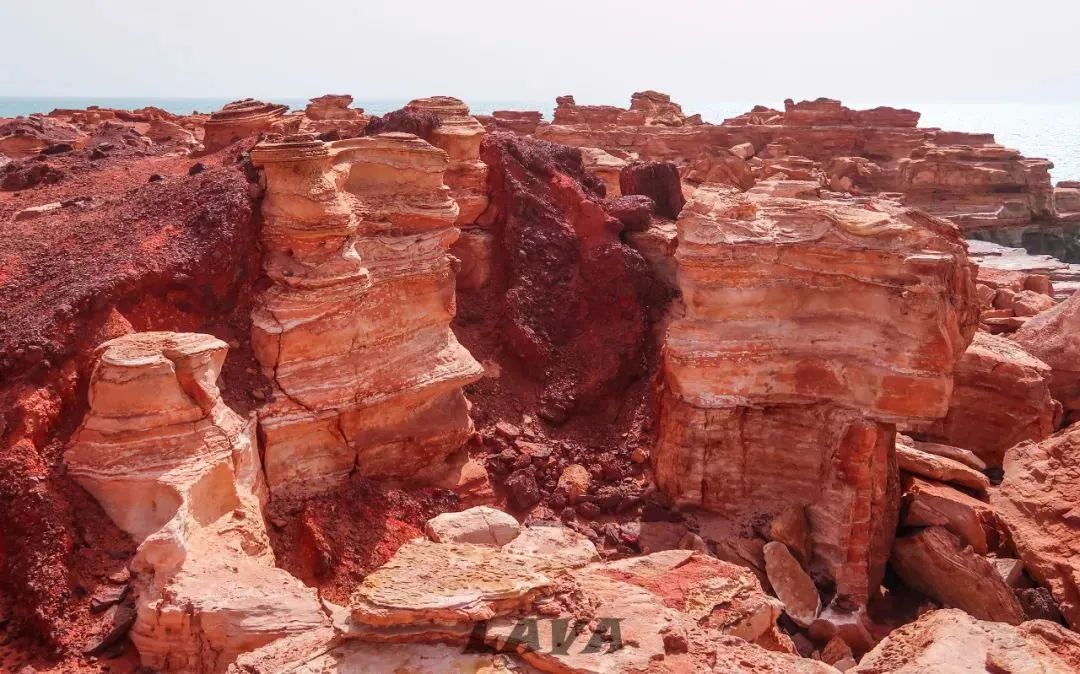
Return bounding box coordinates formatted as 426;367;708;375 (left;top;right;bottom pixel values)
763;542;821;628
890;527;1023;624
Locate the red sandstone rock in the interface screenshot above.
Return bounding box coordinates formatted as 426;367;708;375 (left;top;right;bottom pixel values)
891;527;1024;624
1013;290;1080;421
854;609;1080;673
912;331;1059;467
250;134;482;498
993;425;1080;629
654;187;977;611
202;99;288;152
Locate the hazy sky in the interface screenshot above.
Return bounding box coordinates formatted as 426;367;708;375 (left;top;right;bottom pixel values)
3;0;1078;106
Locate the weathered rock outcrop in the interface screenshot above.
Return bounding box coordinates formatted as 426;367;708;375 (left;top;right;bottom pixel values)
537;96;1057;232
250;133;483;499
202;99;288;152
911;331;1059;467
66;333;327;673
654;187;978;609
235;527;835;674
304;94;362;121
993;424;1080;629
479;133;667;419
853;609;1080;673
405;97;489;226
1013;290;1080;422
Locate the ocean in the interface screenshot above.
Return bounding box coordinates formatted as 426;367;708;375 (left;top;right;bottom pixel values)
2;96;1077;182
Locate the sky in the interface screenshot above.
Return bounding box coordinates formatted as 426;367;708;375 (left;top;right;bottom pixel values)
3;0;1079;107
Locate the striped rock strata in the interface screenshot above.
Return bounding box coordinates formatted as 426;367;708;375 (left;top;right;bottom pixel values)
250;133;483;499
654;187;978;608
65;333;327;673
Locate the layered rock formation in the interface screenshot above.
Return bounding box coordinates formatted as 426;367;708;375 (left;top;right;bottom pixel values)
537;95;1059;234
654;187;978;611
402;97;492;289
250;133;482;499
202;99;288;152
65;333;327;672
304;94;362;121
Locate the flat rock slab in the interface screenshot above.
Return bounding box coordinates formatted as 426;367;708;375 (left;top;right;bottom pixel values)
350;539;553;628
502;525;599;570
897;443;990;493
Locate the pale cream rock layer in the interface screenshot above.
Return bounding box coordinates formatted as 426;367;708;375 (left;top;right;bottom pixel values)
250;133;483;499
66;333;327;673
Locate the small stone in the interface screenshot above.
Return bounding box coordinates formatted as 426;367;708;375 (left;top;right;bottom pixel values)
90;585;129;613
107;568;130;584
495;421;521;438
557;464;591;503
505;469;540;512
630;447;648;464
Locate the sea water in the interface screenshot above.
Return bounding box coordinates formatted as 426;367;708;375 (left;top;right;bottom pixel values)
2;96;1077;182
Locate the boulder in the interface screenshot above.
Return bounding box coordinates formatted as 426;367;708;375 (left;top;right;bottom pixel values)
1013;290;1080;421
890;527;1024;624
901;476;999;554
914;331;1059;467
620;160;686;218
993;425;1080;629
424;506;520;546
853;609;1080;673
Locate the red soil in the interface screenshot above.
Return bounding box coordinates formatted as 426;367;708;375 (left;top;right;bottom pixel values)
0;138;265;666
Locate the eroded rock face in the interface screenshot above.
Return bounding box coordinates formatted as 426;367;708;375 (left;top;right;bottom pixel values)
66;333;327;673
1013;290;1080;422
911;331;1058;466
654;187;978;607
479;132;668;419
305;94;362;121
250;133;483;499
993;425;1080;630
202;99;288;152
853;609;1080;673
